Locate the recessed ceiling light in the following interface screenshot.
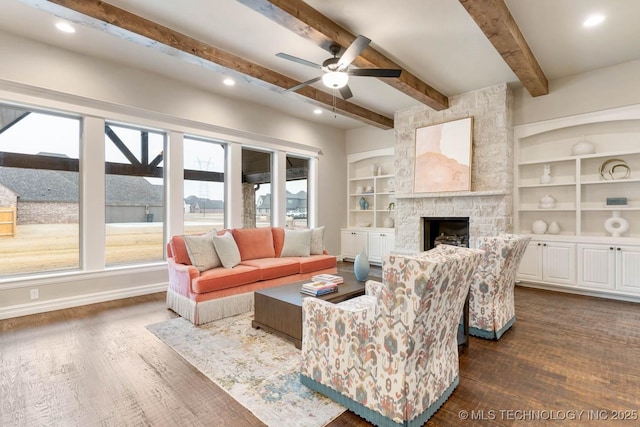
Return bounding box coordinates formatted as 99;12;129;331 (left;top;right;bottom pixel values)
223;78;235;86
313;109;323;115
55;21;76;33
583;14;605;28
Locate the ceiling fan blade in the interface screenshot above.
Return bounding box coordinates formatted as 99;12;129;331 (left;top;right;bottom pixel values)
337;35;371;69
283;76;322;93
276;53;322;69
348;68;402;78
339;85;353;100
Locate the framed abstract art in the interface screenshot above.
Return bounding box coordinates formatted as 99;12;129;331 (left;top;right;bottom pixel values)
413;117;473;193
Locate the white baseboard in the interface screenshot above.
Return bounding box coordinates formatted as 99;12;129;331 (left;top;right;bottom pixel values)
0;282;168;320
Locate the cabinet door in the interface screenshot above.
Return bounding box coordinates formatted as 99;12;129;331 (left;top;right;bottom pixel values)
577;244;615;289
517;241;543;281
616;246;640;292
542;242;576;285
382;234;395;258
368;232;384;263
368;232;394;263
341;230;367;259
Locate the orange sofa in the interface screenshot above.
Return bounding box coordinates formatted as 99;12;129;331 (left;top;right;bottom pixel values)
166;227;337;325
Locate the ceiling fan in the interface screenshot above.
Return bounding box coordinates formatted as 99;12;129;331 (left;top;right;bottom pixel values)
276;35;402;100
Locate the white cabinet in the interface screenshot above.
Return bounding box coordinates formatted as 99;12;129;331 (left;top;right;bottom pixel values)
368;232;395;264
517;240;576;286
343;148;395;264
578;244;640;292
514;106;640;300
340;230;368;259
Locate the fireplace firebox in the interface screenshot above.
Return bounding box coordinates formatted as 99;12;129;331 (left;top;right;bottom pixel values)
423;217;470;250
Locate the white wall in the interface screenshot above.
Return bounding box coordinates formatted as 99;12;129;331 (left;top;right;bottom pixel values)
513;60;640;125
345;126;395;154
0;30;346;316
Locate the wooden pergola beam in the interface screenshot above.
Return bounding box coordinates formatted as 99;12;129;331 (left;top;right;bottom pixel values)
238;0;449;111
459;0;549;96
24;0;394;129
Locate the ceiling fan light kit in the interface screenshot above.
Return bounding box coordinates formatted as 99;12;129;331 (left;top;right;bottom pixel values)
322;71;349;89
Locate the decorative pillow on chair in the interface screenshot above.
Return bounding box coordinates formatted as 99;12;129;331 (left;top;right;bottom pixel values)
183;229;221;271
280;229;312;257
212;231;242;268
310;226;325;255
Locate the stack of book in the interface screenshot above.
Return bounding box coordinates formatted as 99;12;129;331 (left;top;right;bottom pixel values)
311;274;344;285
300;281;339;296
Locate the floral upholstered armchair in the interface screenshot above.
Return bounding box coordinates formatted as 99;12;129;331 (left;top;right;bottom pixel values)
469;234;531;340
299;246;484;427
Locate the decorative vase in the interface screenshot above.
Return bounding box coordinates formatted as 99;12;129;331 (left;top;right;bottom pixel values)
548;221;560;235
571;139;595;156
363;199;369;210
539;194;556;209
532;220;547;234
384;216;394;228
540;164;552;184
604;211;629;237
370;164;377;176
359;196;366;210
354;250;370;281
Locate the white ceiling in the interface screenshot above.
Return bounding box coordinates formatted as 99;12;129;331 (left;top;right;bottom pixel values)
1;0;639;129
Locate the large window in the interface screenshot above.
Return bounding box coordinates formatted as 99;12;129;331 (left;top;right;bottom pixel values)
0;103;81;276
104;122;165;266
285;155;309;229
242;148;272;228
183;136;225;234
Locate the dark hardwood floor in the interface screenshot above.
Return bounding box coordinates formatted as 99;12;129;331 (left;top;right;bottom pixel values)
2;263;639;426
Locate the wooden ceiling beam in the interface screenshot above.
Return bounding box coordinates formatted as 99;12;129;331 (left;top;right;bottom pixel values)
238;0;449;111
27;0;393;129
459;0;549;96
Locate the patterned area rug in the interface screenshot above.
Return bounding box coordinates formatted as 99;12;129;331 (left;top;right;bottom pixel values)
146;312;346;427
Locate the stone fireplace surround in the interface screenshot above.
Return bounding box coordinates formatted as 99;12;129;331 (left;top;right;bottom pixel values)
392;84;514;253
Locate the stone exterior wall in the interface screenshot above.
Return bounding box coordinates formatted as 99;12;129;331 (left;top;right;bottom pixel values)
242;183;256;228
0;185;17;207
17;202;79;225
393;84;514;252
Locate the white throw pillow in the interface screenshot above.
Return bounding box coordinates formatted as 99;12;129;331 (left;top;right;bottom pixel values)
183;229;221;271
280;229;312;257
212;231;241;268
310;226;325;255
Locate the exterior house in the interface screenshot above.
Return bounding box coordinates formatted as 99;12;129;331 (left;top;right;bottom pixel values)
0;166;164;224
256;190;307;216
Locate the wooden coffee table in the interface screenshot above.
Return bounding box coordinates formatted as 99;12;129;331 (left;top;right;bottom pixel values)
252;271;367;349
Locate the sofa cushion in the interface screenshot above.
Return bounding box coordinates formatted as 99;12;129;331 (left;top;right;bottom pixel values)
212;231;241;268
281;229;312;257
272;227;285;257
191;265;261;293
183;229;221;271
232;227;275;260
170;235;192;265
297;254;337;274
240;257;300;280
310;226;325;255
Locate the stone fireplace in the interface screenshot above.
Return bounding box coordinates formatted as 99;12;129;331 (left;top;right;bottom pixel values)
392;84;514;253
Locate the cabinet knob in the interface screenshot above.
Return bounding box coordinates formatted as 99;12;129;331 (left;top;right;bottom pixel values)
617;247;621;251
610;247;614;250
537;243;541;246
543;243;547;246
